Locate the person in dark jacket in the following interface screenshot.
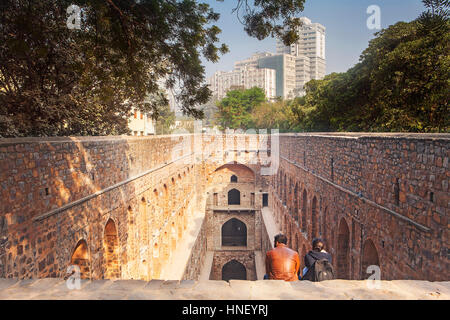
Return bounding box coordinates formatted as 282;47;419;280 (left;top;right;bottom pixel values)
301;238;332;280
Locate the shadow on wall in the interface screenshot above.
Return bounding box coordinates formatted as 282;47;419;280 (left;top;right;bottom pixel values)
31;136;135;281
1;135;200;281
2;133;276;281
272;162;385;281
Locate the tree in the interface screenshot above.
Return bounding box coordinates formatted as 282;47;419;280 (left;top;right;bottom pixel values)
155;101;175;135
0;0;307;137
200;97;219;127
292;0;449;133
251;99;298;132
216;87;266;130
225;0;306;45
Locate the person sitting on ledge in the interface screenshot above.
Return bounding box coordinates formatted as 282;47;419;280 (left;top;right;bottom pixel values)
264;234;300;281
301;238;334;281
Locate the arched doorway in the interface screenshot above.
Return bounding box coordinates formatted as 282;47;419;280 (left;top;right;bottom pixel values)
311;196;318;239
222;218;247;247
294;184;299;223
337;218;350;279
71;239;90;279
222;260;246;281
228;189;241;205
104;219;120;279
362;239;380;279
323;207;328;243
301;190;307;233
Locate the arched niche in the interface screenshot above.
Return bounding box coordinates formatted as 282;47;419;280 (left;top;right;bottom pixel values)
222;260;247;281
222;218;247;247
337;218;350;279
301;190;307;233
362;239;380;280
311;196;318;239
228;189;241;205
71;239;90;279
104;219;120;279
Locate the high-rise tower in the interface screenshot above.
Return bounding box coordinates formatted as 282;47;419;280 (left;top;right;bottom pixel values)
277;17;326;95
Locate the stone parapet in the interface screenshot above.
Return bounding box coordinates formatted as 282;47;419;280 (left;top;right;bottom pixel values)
0;278;448;300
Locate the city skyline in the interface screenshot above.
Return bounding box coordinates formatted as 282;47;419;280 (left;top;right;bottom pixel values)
202;0;426;80
207;17;327;100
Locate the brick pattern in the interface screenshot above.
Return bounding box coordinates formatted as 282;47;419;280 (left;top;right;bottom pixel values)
182;217;207;281
270;134;449;281
0;133;448;282
0;136;203;280
210;251;257;281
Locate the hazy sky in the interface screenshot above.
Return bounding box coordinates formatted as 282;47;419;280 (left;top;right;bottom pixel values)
202;0;426;79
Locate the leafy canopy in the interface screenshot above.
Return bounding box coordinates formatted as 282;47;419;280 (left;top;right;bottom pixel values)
0;0;306;137
215;87;266;130
284;0;449;133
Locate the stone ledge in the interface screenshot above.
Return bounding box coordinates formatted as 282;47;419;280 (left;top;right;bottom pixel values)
279;132;450;141
0;279;448;300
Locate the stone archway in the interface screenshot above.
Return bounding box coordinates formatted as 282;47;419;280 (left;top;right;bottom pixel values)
323;207;328;244
104;219;120;279
301;190;307;233
362;239;380;280
311;196;318;239
294;184;299;223
222;218;247;247
71;239;90;279
337;218;350;279
222;260;247;281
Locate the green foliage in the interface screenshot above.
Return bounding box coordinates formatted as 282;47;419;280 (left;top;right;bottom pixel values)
0;0;306;137
285;1;450;133
225;0;307;45
0;0;227;137
251;99;299;132
155;101;175;135
215;87;266;130
200;97;219;127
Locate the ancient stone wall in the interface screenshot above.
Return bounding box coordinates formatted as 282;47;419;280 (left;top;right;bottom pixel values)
0;135;202;280
271;133;449;281
1;133;448;282
181;216;208;281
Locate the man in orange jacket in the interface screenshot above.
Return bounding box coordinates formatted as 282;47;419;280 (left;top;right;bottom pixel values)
265;234;300;281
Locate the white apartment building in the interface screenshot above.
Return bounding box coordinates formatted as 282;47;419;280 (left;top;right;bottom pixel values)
277;17;326;63
258;53;297;100
128;108;156;136
208;53;277;100
208;17;325;100
208;70;241;100
294;55;311;96
234;52;273;72
277;17;326;95
242;66;276;99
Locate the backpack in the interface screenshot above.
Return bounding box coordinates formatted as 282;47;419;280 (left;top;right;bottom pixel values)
303;259;335;282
